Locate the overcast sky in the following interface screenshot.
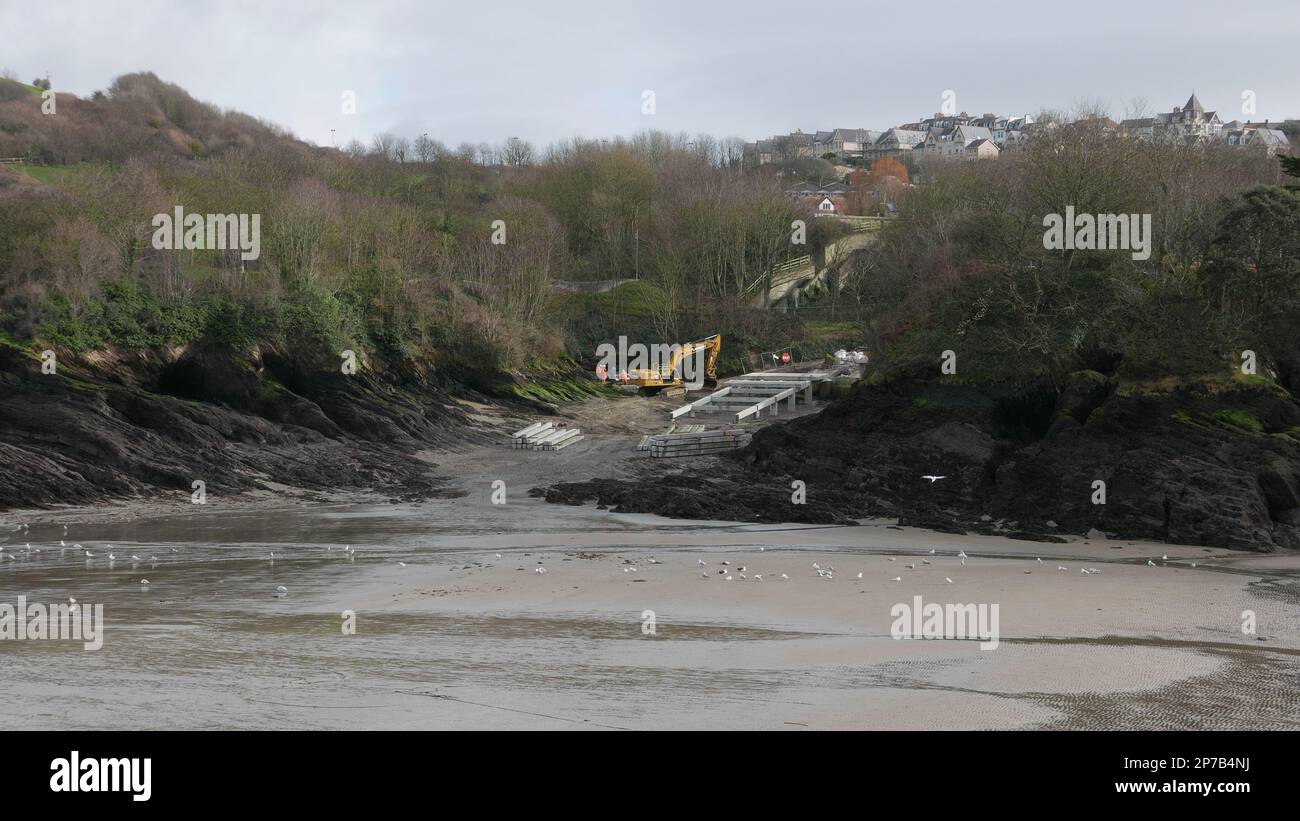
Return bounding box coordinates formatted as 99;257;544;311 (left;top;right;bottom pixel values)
5;0;1299;149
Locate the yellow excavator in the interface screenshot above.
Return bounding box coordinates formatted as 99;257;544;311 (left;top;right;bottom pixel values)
621;334;722;395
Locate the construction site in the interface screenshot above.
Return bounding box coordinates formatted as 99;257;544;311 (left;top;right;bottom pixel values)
507;343;866;463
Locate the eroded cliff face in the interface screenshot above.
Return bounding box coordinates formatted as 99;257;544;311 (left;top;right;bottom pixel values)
0;342;486;509
539;373;1300;552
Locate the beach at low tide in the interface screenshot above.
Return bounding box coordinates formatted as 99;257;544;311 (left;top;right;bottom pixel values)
2;441;1298;730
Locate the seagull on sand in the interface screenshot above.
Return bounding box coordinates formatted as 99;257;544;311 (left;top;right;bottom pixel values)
1147;560;1156;567
698;559;707;566
945;577;953;584
84;550;94;558
921;475;946;483
535;567;547;574
140;579;150;586
928;549;936;555
275;585;288;597
856;572;864;579
397;561;407;567
780;573;789;580
1058;566;1068;571
891;576;902;582
904;563;915;570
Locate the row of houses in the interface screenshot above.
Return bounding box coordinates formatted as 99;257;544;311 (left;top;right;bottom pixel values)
748;111;1039;165
1119;94;1290;154
748;93;1292;167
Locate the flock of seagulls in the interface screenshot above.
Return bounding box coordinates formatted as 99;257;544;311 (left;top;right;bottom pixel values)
8;516;1193;603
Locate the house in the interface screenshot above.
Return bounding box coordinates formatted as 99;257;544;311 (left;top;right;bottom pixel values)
1121;93;1223;142
965;138;1000;160
815;128;880;160
1223;121;1291;155
785;180;849;212
868;128;927;160
918;124;997;161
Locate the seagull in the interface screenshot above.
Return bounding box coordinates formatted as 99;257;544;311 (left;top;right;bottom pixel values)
1057;565;1068;571
720;561;730;566
140;579;150;586
754;574;763;581
107;553;116;561
945;577;953;584
275;585;288;597
904;563;915;570
535;567;547;574
84;550;94;558
812;563;820;569
131;555;141;561
648;557;660;564
1037;557;1043;563
700;572;709;579
780;573;789;580
921;559;931;565
495;553;502;559
1161;554;1168;561
698;560;707;566
928;549;936;555
737;566;747;572
268;552;275;563
1147;560;1156;567
1190;562;1197;568
1023;570;1032;574
891;576;902;582
921;475;946;483
60;540;66;547
725;575;733;581
856;572;863;579
739;573;747;580
1081;568;1089;574
397;561;407;567
888;557;896;562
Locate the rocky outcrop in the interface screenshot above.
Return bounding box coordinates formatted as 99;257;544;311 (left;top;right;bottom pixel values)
0;342;489;509
539;373;1300;552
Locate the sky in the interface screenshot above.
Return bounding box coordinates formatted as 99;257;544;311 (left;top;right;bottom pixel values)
4;0;1299;150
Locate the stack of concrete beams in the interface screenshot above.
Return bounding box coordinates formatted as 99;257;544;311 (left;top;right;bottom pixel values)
648;428;752;458
637;423;705;451
512;422;584;451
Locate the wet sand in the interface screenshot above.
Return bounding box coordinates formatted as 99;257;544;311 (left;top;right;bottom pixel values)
2;438;1298;730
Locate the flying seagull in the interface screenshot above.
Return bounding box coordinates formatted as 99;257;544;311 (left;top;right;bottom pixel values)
921;475;946;483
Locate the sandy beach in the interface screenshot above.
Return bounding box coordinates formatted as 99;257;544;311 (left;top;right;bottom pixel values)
2;432;1298;731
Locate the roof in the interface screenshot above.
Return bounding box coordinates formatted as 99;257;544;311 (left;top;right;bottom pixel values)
1252;128;1290;146
956;125;994;142
878;128;927;146
967;138;995;150
1183;93;1205;114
